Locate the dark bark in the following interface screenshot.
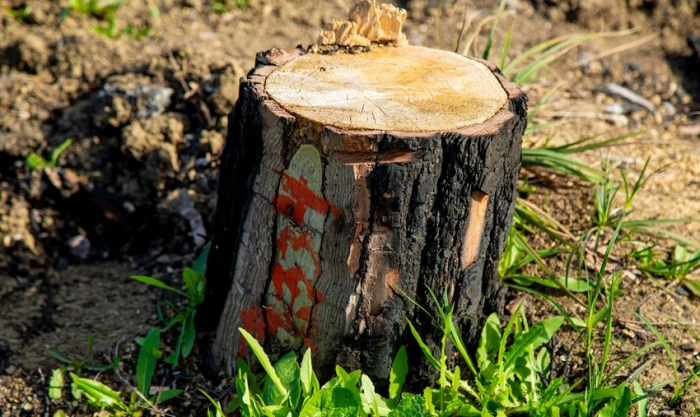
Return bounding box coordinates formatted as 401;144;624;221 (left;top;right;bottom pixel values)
200;47;527;386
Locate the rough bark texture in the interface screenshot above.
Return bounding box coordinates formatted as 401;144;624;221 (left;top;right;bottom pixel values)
199;46;527;386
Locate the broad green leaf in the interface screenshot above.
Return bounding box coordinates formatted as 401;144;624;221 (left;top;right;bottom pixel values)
535;347;551;375
336;366;361;388
596;385;632;417
239;328;288;398
165;322;184;367
477;313;501;378
299;387;360;417
239;374;263;417
156;388;183;404
300;348;318;396
531;316;564;350
48;348;73;366
633;381;648;417
361;375;379;416
519;276;591;292
335;366;362;409
388;393;427;417
193;243;210;275
130;275;189;298
504;326;543;369
263;352;300;408
321;376;342;390
70;373;126;410
389;346;407;403
422;388;433;413
451;366;460;396
183;268;205;303
48;369;64;400
182;311;196;358
136;327;161;396
237;357;263;398
25;153;47;171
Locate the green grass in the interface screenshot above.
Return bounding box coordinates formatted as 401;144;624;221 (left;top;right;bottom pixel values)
25;138;74;172
212;0;250;13
61;0;152;39
3;4;32;22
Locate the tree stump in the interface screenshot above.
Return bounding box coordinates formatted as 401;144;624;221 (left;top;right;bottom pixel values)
199;44;527;385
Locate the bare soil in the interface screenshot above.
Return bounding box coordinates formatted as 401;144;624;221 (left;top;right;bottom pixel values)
0;0;699;415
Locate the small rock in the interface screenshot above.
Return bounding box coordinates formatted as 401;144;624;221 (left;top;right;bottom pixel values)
676;285;691;296
67;234;91;260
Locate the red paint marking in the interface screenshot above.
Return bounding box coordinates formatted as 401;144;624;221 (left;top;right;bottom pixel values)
296;305;312;324
275;173;341;224
264;302;293;337
238;303;266;358
271;263;310;302
276;227;316;262
238;165;343;359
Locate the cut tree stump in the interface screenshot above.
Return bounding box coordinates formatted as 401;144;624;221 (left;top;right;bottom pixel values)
199;44;527;385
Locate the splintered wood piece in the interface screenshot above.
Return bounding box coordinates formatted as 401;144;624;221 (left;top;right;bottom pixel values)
201;45;527;386
266;46;507;132
317;0;407;47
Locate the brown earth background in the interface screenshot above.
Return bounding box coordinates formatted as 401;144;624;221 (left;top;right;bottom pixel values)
1;0;699;415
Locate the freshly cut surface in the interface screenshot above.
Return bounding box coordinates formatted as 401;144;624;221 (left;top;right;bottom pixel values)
265;45;508;132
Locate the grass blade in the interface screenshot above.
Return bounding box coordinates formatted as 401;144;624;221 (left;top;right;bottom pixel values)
238;328;288;398
636;313;679;398
482;0;507;61
130;275;189;298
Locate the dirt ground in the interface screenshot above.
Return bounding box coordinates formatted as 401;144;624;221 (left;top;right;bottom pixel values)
0;0;699;415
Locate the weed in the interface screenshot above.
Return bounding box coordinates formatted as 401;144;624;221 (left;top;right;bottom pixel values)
49;332;116;375
66;0;126;19
3;4;32;22
131;266;206;366
49;256;207;413
631;244;700;286
49;330;180;413
217;328;407;416
25;138;73;172
62;0;151;39
93;20;151;39
638;313;700;406
212;0;249;13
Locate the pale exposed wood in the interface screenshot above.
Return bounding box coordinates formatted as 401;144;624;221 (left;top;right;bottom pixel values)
461;190;489;269
317;0;407;47
266;45;508;132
